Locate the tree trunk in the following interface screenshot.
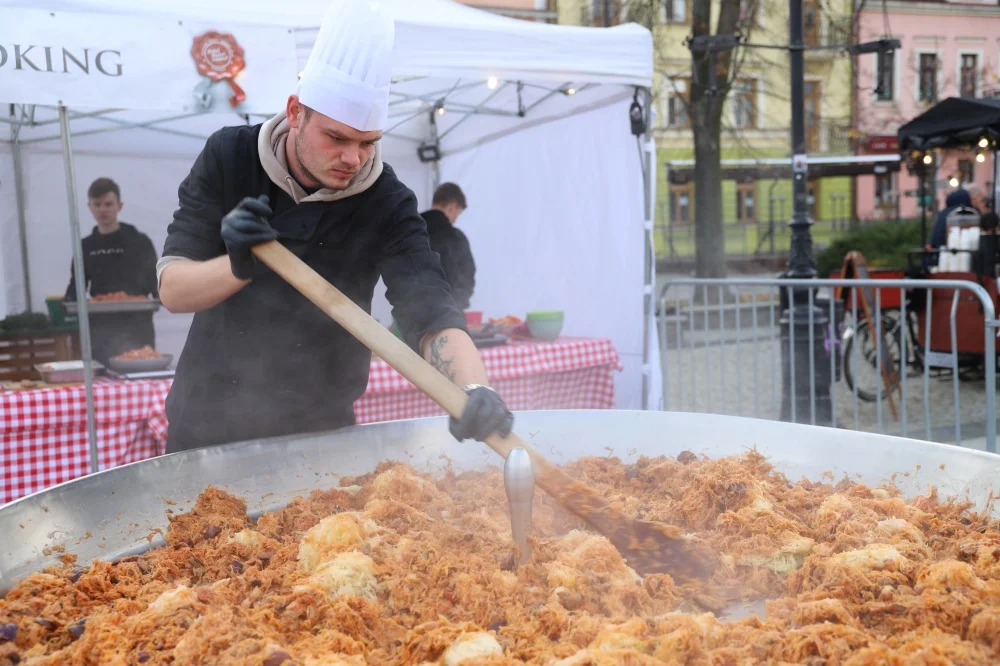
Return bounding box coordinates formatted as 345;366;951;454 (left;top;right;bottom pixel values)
692;97;727;280
689;0;741;284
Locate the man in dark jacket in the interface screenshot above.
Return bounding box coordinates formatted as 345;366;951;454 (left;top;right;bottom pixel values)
156;0;511;453
930;187;979;250
65;177;158;364
422;183;476;311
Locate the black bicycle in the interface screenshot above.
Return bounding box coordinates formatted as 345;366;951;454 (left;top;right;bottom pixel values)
842;309;924;402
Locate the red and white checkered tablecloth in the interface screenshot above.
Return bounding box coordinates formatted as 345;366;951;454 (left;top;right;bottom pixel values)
355;337;622;424
0;337;619;504
0;379;173;505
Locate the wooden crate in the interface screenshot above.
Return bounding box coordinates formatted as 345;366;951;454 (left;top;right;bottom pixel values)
915;273;998;356
0;330;81;382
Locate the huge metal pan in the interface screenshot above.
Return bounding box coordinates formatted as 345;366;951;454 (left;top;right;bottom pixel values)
2;410;999;597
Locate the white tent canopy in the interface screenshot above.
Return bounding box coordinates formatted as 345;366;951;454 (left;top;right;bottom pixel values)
0;0;659;413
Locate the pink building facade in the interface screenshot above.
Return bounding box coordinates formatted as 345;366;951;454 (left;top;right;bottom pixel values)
854;0;1000;222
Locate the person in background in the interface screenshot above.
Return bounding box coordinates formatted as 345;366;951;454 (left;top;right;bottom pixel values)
976;212;1000;278
968;183;990;214
929;188;972;251
422;183;476;311
64;177;158;364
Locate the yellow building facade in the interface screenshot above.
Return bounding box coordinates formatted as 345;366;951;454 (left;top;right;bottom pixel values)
559;0;855;261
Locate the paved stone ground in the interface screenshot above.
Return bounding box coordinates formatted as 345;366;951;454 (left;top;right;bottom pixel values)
660;325;993;448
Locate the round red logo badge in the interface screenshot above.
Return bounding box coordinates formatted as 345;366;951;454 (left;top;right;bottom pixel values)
191;31;247;108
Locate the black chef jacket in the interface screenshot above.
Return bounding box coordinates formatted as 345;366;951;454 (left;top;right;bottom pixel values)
64;222;158;365
162;123;467;453
422;209;476;311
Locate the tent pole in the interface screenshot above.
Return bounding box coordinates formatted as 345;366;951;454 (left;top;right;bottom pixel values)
429;112;441;192
641;87;654;411
58;105;100;475
993;150;999;212
9;106;33;312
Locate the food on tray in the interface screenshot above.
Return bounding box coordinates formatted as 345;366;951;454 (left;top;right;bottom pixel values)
113;345;162;360
89;292;149;303
488;315;523;326
1;379;44;391
3;452;1000;664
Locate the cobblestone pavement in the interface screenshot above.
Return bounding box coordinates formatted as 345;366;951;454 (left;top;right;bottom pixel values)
660;327;993;447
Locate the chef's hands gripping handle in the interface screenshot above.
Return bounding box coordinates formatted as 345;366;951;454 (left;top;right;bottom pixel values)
221;195;278;280
450;385;513;443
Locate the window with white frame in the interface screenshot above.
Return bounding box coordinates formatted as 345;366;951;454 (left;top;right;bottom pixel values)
875;49;895;101
960;53;979;98
660;0;687;23
803;0;820;47
918;52;938;103
590;0;619;26
665;77;690;129
736;181;756;223
670;182;692;224
732;79;757;129
958;159;975;185
874;172;896;209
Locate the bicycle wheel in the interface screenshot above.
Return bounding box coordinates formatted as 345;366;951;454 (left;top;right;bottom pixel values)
843;314;903;402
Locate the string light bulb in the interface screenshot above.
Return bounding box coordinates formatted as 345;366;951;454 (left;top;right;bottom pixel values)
949;176;960;188
980;137;990;149
922;153;933;165
977;152;986;163
487;76;498;90
434;100;446;116
563;86;577;96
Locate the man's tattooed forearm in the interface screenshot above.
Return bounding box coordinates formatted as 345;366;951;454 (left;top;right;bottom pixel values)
429;335;456;381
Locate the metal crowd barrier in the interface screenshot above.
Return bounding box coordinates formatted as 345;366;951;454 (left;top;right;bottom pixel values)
657;277;998;453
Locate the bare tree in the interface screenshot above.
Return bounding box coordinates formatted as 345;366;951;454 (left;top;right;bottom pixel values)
620;0;747;283
688;0;743;280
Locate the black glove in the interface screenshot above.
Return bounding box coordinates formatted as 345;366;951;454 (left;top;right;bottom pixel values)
450;385;514;442
220;195;278;280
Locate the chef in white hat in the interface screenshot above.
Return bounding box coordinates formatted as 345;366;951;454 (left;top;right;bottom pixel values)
156;0;511;453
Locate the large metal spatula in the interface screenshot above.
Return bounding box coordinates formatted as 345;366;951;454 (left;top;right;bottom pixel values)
252;240;715;581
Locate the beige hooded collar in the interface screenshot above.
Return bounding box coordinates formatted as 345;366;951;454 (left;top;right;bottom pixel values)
257;112;383;204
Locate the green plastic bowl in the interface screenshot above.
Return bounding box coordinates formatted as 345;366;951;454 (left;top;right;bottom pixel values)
527;311;564;341
526;310;564;320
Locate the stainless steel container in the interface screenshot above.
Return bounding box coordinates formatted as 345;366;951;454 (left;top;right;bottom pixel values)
34;360;104;384
2;410;999;596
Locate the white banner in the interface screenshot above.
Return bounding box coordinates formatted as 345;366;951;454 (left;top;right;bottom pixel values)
0;9;298;113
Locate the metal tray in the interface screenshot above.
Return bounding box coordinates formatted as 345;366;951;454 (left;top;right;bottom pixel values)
3;411;1000;605
105;368;176;381
33;360;104;384
107;354;173;373
64;299;160;315
472;333;508;348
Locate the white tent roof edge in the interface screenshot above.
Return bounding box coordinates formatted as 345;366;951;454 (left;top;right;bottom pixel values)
440;88;636;157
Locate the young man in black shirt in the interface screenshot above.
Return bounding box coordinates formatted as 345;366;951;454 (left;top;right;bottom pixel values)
422;183;476;311
65;178;158;364
156;0;511;453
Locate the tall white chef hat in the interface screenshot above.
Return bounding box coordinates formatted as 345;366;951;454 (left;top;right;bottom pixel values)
295;0;395;132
